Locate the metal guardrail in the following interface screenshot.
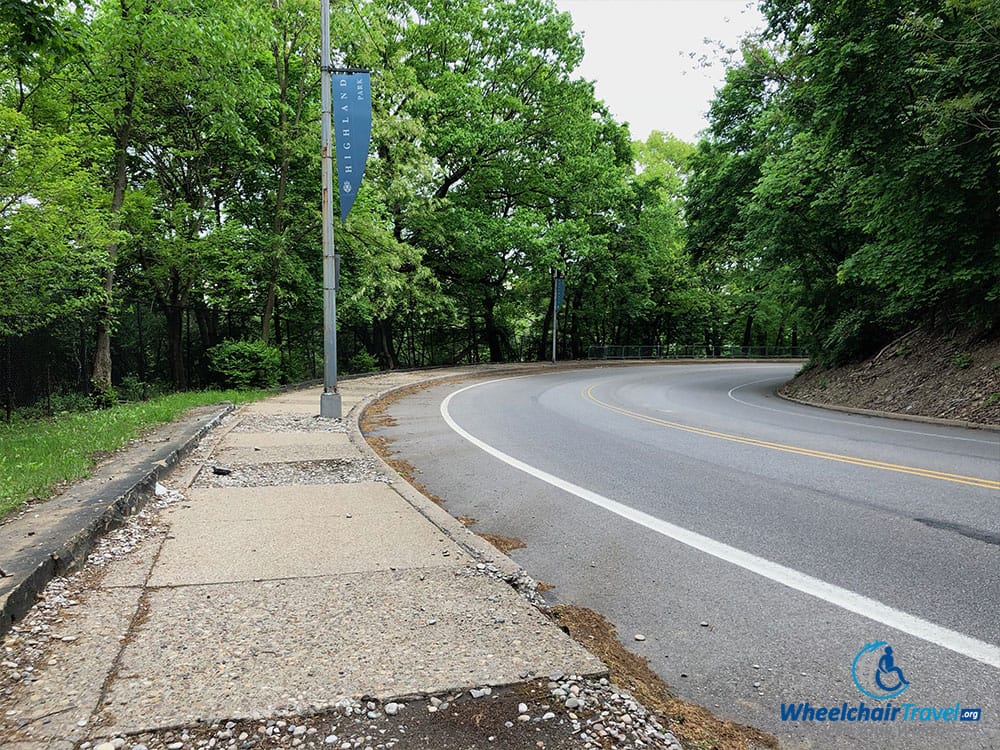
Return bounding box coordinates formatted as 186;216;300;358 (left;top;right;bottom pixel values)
587;345;807;360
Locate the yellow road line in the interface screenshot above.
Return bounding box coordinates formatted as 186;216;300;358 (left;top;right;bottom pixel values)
584;386;1000;491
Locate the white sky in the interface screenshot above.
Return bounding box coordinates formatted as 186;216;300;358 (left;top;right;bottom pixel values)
554;0;765;143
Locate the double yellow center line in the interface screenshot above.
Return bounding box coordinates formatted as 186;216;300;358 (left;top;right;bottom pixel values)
584;386;1000;491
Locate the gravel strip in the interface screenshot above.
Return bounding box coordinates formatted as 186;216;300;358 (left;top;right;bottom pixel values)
230;415;347;433
192;459;390;487
75;676;683;750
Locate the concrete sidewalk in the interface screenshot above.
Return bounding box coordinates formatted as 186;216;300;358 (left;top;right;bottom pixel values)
4;369;679;749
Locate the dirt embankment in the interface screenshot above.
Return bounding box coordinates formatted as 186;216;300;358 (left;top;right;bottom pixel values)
780;327;1000;425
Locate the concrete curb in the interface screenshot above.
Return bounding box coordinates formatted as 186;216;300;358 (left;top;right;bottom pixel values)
347;375;525;583
775;389;1000;432
0;403;234;639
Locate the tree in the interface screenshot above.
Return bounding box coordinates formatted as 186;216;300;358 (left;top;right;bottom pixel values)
1;0;108;341
390;0;635;362
689;0;999;364
0;111;111;338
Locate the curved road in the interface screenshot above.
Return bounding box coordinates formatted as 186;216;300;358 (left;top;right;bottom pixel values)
378;363;1000;749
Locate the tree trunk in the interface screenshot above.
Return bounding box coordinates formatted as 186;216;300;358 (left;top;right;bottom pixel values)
376;318;397;369
741;313;754;354
262;28;306;344
483;300;504;363
3;334;12;421
570;289;584;359
195;306;220;352
136;305;147;400
91;154;128;400
92;12;139;405
165;306;187;389
537;283;555;361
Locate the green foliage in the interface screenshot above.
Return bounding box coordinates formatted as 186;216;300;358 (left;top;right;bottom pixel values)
689;0;1000;365
816;309;882;367
0;389;265;520
0;109;113;337
347;350;379;374
89;384;118;409
208;340;281;389
951;352;973;370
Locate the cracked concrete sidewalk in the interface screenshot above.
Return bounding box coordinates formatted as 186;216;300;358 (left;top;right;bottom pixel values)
0;369;606;747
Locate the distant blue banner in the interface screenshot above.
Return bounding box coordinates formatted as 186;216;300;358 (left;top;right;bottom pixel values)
333;70;372;223
555;277;566;312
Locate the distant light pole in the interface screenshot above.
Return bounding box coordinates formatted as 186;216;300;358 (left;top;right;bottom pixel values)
552;270;564;364
319;0;340;418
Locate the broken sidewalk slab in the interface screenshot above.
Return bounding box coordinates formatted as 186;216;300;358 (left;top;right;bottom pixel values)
98;567;604;735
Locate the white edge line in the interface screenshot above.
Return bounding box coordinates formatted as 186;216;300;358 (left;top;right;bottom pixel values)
441;378;1000;670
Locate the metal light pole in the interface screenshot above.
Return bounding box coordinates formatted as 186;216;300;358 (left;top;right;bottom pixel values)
551;270;564;364
551;271;558;364
319;0;341;418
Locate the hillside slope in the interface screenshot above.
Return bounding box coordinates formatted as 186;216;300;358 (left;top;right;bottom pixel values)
780;327;1000;426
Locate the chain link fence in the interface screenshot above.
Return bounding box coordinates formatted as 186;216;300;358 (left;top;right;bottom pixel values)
587;345;807;360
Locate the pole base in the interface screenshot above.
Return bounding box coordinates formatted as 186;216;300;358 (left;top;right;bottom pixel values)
320;391;342;419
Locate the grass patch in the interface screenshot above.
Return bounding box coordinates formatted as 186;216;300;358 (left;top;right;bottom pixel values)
0;389;266;521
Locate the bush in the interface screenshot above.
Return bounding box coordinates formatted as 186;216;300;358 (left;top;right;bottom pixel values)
208;340;281;389
347;349;379;374
12;390;94;420
818;309;886;367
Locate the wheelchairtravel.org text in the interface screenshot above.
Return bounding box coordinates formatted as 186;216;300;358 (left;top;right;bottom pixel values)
780;701;982;723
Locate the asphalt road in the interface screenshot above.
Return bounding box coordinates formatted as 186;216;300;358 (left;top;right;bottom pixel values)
379;363;1000;749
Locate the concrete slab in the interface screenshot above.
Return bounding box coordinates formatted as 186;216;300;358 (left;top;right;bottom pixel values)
0;587;141;745
178;483;409;519
99;568;605;734
150;485;467;586
218;432;352;450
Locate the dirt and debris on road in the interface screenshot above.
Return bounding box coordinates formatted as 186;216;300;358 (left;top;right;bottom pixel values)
781;327;1000;425
548;606;777;750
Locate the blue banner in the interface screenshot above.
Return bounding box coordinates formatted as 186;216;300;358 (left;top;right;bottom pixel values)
555;277;566;312
332;70;372;223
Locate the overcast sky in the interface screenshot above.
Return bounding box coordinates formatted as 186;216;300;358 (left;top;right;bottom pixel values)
554;0;765;143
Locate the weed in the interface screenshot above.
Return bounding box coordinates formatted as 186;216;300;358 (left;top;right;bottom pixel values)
951;352;973;369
